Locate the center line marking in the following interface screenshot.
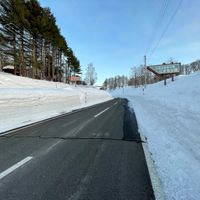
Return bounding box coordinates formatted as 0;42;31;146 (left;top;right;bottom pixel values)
94;107;110;118
0;156;33;180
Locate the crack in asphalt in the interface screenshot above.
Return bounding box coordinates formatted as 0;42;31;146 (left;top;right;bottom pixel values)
0;135;145;143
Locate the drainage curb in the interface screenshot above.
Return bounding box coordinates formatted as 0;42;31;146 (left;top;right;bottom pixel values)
140;134;166;200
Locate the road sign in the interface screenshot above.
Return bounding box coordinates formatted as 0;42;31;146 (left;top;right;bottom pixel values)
147;63;181;75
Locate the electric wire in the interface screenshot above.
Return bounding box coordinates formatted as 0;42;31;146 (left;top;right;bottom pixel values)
149;0;183;57
145;0;170;55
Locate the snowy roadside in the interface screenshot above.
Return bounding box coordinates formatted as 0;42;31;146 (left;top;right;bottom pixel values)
0;73;112;133
111;72;200;200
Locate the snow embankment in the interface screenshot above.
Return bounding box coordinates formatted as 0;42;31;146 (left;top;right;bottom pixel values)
111;72;200;200
0;72;112;133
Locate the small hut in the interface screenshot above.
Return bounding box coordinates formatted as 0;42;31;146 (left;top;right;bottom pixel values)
2;65;14;74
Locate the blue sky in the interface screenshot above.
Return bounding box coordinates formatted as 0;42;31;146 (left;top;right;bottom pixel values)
39;0;200;85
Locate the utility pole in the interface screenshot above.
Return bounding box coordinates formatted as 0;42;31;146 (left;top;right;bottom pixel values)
144;55;147;88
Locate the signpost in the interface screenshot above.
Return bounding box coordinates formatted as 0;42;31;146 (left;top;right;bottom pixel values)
147;63;181;85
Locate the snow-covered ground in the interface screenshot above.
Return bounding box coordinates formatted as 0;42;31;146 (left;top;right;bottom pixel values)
111;72;200;200
0;72;112;133
1;71;200;199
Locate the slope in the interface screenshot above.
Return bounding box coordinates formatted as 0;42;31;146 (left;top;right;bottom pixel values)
0;72;112;133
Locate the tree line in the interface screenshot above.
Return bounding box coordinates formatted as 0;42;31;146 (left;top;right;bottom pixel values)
181;59;200;75
103;75;128;90
128;59;200;88
0;0;81;82
103;58;200;89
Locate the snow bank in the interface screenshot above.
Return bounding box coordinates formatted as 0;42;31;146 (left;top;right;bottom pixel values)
111;72;200;200
0;72;112;133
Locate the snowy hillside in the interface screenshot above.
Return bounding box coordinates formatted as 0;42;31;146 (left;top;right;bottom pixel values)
111;72;200;200
0;72;112;133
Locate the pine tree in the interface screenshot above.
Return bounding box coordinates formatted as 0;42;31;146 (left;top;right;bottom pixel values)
0;0;81;81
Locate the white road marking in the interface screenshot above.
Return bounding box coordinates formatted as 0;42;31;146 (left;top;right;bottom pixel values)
105;132;110;137
61;119;77;128
0;156;33;179
94;107;110;118
45;141;61;153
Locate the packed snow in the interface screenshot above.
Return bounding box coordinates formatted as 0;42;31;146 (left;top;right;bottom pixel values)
111;72;200;200
0;72;112;133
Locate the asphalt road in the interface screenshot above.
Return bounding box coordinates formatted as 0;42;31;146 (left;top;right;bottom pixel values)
0;98;155;200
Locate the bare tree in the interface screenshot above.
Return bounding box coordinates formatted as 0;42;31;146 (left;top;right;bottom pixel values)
84;63;97;85
190;60;200;72
129;66;155;87
103;75;128;90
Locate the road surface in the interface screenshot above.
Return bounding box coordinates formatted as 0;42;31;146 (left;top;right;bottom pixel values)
0;98;155;200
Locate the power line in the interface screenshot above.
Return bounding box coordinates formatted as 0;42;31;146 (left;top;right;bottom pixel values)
145;0;170;55
149;0;183;57
139;0;170;67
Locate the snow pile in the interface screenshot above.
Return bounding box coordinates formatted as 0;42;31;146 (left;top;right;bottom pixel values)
111;72;200;200
0;72;112;133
